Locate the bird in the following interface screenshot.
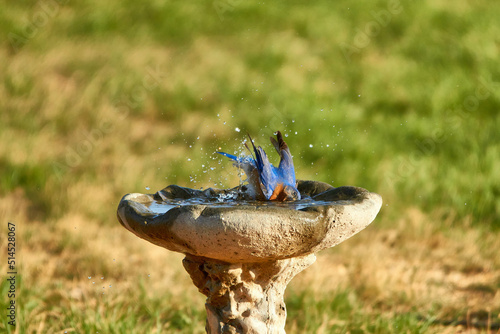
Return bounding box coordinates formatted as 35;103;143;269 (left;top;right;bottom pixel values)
218;131;301;201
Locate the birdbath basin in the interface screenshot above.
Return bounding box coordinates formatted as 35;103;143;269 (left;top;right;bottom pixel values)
117;180;382;333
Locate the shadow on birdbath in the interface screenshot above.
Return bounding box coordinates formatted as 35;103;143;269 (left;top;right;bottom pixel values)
117;180;382;333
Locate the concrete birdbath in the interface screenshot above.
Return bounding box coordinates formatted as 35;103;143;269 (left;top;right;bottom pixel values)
117;180;382;333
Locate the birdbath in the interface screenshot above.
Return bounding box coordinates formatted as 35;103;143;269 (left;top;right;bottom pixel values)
117;180;382;333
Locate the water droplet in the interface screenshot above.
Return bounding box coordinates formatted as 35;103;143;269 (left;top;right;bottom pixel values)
309;144;313;148
101;277;104;279
235;127;241;132
145;186;150;190
88;276;91;279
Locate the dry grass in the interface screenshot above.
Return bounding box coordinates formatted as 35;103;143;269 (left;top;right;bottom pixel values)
296;208;500;312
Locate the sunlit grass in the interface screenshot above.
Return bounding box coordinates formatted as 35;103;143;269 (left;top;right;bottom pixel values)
0;0;499;332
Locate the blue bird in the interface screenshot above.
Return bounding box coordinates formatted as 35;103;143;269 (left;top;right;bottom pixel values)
218;131;301;201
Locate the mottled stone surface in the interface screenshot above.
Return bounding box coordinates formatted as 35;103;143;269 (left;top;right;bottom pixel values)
117;180;382;333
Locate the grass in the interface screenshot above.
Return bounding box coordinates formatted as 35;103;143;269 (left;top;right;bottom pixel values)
1;0;499;332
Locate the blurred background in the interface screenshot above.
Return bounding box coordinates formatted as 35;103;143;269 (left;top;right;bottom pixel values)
1;0;499;332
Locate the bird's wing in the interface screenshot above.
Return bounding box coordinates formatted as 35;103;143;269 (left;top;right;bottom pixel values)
270;131;293;162
278;150;296;185
256;146;278;199
271;131;296;186
247;134;277;199
217;152;239;161
270;136;280;155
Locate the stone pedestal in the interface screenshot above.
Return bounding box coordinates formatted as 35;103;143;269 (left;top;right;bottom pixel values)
117;180;382;333
183;254;316;334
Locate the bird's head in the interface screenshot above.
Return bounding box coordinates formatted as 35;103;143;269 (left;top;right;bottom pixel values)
282;184;301;201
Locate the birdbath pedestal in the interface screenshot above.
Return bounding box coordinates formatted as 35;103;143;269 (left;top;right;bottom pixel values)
117;180;382;333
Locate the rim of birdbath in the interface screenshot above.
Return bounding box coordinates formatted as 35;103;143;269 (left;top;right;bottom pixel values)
117;180;382;263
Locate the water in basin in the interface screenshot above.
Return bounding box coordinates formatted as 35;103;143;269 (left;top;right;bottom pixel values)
146;191;332;216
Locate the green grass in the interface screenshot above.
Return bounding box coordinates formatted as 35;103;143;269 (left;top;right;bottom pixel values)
0;277;206;333
1;0;499;332
287;289;438;333
2;0;498;227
